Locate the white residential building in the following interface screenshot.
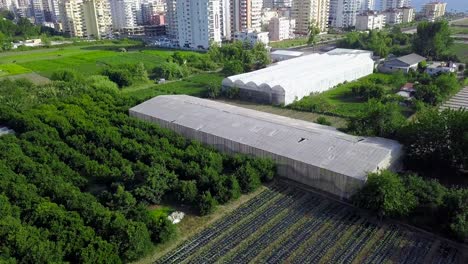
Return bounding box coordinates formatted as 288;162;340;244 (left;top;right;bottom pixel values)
360;0;374;11
269;16;292;41
109;0;138;30
175;0;222;49
383;8;403;25
380;0;410;10
31;0;45;24
355;11;385;30
234;30;269;46
401;6;414;24
423;2;446;22
291;0;330;34
329;0;360;28
220;0;231;40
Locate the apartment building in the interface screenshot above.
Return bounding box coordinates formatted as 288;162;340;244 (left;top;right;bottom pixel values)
60;0;112;38
109;0;138;30
329;0;360;28
291;0;330;34
423;2;446;22
174;0;221;49
382;8;402;25
165;0;177;39
230;0;263;36
401;6;414;23
355;11;384;30
269;16;292;41
82;0;112;38
380;0;410;10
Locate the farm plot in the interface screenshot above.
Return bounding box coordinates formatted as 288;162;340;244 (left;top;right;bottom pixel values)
158;184;465;264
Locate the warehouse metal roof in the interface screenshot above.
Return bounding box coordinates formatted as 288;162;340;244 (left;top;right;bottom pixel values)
130;95;402;180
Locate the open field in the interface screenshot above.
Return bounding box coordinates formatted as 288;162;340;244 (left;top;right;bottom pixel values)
0;43;196;78
158;184;466;264
216;99;348;129
289;73;408;118
123;72;224;101
450;43;468;63
270;34;342;49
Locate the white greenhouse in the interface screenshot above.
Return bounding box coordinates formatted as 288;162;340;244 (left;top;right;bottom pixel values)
222;49;374;105
130;95;403;199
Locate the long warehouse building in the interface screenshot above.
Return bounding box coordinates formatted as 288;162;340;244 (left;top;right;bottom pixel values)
222;49;374;105
129;95;402;199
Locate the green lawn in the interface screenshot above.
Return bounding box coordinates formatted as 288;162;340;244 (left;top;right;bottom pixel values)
289;73;406;118
270;34;342;49
450;43;468;63
451;26;468;35
0;44;198;78
123;72;225;101
0;63;32;76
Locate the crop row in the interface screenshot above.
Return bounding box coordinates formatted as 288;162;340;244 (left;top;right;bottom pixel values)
157;185;288;263
291;212;362;263
189;189;308;263
228;195;325;263
158;185;463;264
264;203;347;263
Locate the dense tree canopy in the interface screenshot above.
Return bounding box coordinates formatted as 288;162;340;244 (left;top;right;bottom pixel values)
0;76;276;262
413;20;453;59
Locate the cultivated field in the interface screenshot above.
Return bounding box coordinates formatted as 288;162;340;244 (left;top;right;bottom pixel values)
0;43;196;78
158;185;465;264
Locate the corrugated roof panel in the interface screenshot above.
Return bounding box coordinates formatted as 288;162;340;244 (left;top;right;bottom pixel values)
130;95;403;180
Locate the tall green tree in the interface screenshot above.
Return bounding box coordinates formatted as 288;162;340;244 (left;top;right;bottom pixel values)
307;20;321;47
413;20;453;59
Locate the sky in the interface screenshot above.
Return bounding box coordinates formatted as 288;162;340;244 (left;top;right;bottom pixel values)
411;0;467;12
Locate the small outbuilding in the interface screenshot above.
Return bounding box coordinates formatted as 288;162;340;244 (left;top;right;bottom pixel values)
379;53;426;73
130;95;403;199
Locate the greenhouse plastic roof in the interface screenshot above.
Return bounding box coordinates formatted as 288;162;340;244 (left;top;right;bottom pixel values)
130;95;402;180
270;50;303;57
222;49;374;105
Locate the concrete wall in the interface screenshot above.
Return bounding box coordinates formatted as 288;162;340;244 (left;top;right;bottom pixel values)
130;110;366;199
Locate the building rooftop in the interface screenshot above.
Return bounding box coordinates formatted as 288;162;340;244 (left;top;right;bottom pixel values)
394;53;426;66
130;95;402;180
270;50;303;57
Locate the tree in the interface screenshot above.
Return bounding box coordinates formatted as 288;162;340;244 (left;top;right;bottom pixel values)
175;180;198;204
307;20;321;47
414;84;441;105
352;170;417;217
222;60;244;76
398;109;468;173
347;100;406;137
101;68;133;87
413;21;453;59
197;191;217;215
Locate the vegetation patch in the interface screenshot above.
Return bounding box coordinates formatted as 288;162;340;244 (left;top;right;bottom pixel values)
0;63;32;76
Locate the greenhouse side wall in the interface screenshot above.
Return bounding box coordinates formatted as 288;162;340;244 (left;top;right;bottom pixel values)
129;110;365;199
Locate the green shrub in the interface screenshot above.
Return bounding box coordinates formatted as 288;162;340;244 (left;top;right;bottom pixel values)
316;116;332;126
352;170;417;217
197;191;217;215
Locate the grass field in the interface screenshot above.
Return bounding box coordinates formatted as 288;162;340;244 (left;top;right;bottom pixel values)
289;73;406;118
450;43;468;63
156;184;465;264
0;63;32;76
216;99;348;129
451;26;468;35
270;34;342;49
0;43;197;78
123;72;224;101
